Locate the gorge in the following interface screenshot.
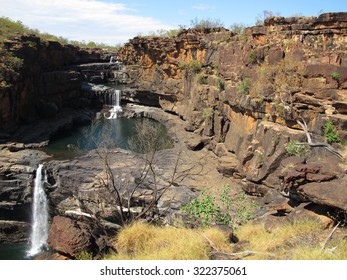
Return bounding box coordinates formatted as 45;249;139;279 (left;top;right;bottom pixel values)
0;12;347;260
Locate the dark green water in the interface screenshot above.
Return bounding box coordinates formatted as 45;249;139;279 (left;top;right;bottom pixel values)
0;243;30;260
41;117;173;159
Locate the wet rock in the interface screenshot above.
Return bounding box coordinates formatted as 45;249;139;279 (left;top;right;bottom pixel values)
0;220;30;243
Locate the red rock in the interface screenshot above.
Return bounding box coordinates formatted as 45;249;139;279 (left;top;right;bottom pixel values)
47;216;93;258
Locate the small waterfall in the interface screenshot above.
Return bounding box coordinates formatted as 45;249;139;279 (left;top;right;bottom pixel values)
27;164;49;257
108;89;122;119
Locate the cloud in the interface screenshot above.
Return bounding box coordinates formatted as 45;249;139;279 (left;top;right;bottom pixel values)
192;4;216;11
0;0;173;44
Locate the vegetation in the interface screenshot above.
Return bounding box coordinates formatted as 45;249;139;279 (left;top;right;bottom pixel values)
181;185;258;228
104;221;232;260
229;23;247;34
197;74;208;84
235;219;347;260
217;79;225;91
103;217;347;260
249;50;257;63
0;17;119;49
331;72;340;81
255;10;280;26
323;120;341;144
250;56;302;100
286;141;312;157
189;59;202;73
237;78;252;95
190;18;224;29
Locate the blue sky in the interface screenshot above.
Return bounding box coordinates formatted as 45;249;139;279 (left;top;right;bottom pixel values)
1;0;346;45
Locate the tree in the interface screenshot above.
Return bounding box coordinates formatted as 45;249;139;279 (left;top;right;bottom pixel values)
85;118;197;226
255;10;280;26
190;17;224;29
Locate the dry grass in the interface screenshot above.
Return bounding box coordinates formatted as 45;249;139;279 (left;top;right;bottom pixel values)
103;219;347;260
104;221;233;260
235;219;347;260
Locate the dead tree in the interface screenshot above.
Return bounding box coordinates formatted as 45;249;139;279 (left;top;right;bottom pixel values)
296;118;342;158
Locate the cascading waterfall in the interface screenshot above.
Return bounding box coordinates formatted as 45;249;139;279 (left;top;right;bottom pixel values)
108;89;122;119
27;164;49;257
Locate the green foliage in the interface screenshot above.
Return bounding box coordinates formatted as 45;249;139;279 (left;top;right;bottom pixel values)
189;59;201;73
323;120;341;144
75;250;93;260
250;50;257;63
217;79;225;91
286;141;311;157
202;108;214;120
190;17;224;29
229;23;247;34
331;72;340;81
237;78;252;95
178;61;187;70
197;74;208;84
0;17;119;49
4;54;23;70
181;185;258;228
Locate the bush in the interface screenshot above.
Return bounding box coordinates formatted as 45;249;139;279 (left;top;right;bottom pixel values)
323;120;340;144
181;185;258;228
217;79;225;91
286;141;311;157
190;17;224;29
237;78;252;95
331;72;340;81
202;108;214;119
189;59;201;73
197;74;208;84
250;50;257;63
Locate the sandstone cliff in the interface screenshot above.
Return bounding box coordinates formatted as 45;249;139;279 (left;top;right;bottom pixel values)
117;13;347;214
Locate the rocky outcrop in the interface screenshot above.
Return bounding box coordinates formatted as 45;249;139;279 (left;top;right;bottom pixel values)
0;35;111;137
116;13;347;220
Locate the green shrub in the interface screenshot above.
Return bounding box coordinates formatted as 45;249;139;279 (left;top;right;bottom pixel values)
181;185;258;228
323;120;340;144
217;79;225;91
75;250;93;260
250;50;257;63
4;55;23;70
331;72;340;81
197;74;208;84
286;141;311;157
237;78;252;95
178;61;187;70
202;108;214;119
189;59;201;73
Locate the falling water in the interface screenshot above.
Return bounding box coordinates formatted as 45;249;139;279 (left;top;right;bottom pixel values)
108;89;122;119
27;164;49;257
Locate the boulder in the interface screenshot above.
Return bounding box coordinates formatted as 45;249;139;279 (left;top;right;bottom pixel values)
47;216;93;257
217;155;240;177
297;178;347;212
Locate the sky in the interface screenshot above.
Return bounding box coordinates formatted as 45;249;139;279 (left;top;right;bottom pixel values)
1;0;346;45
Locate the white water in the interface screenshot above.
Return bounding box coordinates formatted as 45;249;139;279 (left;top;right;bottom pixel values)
27;164;49;257
108;89;122;119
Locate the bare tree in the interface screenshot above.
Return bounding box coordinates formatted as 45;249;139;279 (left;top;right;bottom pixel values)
85;118;197;226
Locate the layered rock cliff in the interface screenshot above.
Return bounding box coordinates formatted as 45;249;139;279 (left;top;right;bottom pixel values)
0;35;110;138
117;13;347;214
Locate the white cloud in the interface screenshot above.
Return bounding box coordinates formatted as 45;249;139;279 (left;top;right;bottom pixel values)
192;4;216;11
0;0;173;45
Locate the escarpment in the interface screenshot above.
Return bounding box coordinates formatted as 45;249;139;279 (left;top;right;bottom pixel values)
1;13;347;258
117;13;347;215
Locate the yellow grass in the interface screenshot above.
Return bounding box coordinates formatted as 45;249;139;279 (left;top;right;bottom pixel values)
103;219;347;260
104;222;233;260
235;219;347;260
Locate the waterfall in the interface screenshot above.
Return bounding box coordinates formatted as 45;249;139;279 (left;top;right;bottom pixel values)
108;89;122;119
27;164;49;257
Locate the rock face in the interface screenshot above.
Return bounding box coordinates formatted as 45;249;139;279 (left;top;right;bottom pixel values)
0;35;109;137
116;13;347;217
